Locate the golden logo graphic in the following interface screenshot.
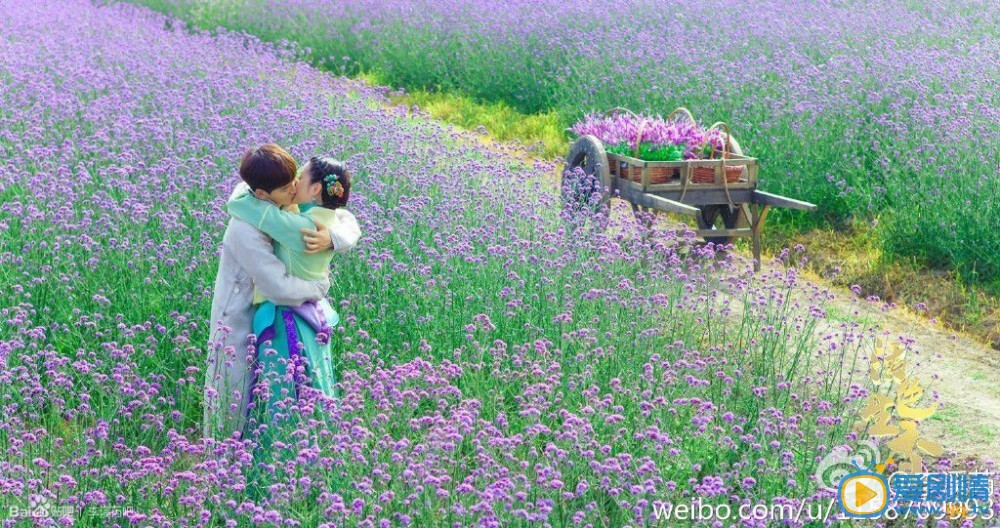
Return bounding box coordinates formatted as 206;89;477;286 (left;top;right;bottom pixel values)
854;339;943;472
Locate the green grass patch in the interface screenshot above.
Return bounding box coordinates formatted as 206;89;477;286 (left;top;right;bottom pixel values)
358;72;568;160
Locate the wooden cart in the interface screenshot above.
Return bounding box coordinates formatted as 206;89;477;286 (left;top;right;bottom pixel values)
562;108;817;271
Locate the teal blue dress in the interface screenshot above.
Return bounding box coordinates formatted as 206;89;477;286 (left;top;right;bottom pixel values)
246;297;339;466
224;195;343;467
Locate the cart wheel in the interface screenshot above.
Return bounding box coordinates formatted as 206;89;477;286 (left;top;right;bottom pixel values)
562;135;613;223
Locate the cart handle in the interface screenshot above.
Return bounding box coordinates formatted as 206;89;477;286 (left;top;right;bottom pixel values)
601;107;639;119
705;121;735;208
705;121;733;161
667;107;697;125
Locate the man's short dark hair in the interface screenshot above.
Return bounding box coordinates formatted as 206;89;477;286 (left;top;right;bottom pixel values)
239;143;297;192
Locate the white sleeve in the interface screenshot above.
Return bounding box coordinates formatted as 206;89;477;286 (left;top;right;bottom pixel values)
328;209;361;253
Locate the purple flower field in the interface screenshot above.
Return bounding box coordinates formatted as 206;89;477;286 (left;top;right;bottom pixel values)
0;0;997;526
134;0;1000;284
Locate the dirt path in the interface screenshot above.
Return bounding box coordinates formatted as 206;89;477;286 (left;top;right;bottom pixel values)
806;272;1000;463
604;196;1000;464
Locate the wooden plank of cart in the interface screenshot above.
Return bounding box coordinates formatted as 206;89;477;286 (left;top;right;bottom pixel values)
562;107;817;272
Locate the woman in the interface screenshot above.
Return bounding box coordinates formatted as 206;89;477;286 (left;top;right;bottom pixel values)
226;156;360;463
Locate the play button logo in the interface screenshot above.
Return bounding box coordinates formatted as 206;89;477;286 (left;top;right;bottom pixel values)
839;474;889;517
854;481;877;505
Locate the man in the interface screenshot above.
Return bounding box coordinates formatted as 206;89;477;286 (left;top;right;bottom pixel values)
203;143;356;441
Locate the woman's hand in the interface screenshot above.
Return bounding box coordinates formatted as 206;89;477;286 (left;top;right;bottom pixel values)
301;218;334;254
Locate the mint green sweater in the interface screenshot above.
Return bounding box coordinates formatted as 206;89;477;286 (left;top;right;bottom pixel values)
226;185;361;304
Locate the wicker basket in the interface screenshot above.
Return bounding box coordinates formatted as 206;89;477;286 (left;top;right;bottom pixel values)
623;164;678;184
690;121;746;184
691;165;745;184
609;111;679;184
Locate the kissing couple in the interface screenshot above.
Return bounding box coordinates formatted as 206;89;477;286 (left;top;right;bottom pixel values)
203;143;361;459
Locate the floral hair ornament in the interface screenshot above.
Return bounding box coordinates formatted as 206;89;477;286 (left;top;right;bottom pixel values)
324;174;344;198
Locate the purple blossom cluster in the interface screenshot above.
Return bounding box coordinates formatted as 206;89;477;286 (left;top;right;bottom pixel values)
569;112;726;159
1;0;997;526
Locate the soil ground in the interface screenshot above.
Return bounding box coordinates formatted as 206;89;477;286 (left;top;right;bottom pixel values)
810;275;1000;463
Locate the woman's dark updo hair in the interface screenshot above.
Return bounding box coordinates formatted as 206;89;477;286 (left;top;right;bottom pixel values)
305;156;351;209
